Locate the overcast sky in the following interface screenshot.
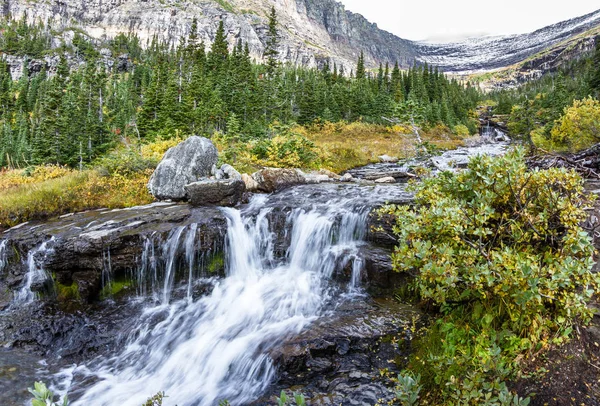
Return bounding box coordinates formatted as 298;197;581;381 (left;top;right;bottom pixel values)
337;1;600;42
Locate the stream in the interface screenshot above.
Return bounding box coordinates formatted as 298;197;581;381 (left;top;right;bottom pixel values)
0;137;509;406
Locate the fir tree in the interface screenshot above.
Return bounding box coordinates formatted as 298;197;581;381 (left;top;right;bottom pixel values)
355;51;365;80
264;6;279;76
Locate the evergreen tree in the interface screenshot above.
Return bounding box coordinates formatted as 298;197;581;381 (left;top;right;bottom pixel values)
355;51;365;80
264;6;279;76
208;20;229;72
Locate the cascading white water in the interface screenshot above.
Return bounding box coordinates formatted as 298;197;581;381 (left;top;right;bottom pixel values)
61;196;370;406
14;238;55;304
0;239;7;273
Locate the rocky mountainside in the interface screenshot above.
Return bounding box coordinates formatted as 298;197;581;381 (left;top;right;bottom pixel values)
417;8;600;72
2;0;599;75
2;0;418;73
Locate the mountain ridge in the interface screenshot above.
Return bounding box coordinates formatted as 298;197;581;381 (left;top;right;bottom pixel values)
2;0;599;75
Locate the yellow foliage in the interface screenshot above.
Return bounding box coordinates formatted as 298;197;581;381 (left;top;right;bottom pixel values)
453;124;471;137
550;97;600;152
141;136;185;161
0;165;72;192
0;168;153;230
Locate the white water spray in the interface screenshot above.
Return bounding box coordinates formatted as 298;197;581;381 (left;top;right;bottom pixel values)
60;196;371;406
14;238;55;304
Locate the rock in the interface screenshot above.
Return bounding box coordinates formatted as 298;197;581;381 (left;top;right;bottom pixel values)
148;136;219;201
252;168;307;193
242;173;260;192
379;155;399;163
304;173;332;184
318;169;341;180
340;173;354;182
374;177;396;184
221;164;242;180
184;179;246;207
214;169;225;180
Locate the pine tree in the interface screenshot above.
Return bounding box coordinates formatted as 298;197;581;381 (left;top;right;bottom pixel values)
264;6;279;76
209;20;229;72
355;51;365;80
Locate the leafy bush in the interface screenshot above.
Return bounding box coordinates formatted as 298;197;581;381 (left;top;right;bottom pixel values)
0;165;73;192
276;390;306;406
394;372;422;406
28;381;68;406
0;168;153;229
550;97;600;152
94;149;158;177
381;149;598;402
453;124;471;137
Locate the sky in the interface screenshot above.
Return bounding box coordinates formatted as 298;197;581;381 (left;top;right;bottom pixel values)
337;0;600;42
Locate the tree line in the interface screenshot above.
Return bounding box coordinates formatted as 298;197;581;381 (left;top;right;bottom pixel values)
0;10;480;168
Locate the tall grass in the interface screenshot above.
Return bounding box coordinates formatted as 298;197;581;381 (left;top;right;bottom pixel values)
0;169;153;230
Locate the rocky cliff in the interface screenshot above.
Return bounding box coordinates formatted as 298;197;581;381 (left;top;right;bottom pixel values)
2;0;419;73
2;1;599;79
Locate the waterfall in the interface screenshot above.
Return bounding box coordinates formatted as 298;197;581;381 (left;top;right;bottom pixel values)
134;225;216;302
0;239;7;273
61;196;370;406
14;238;55;304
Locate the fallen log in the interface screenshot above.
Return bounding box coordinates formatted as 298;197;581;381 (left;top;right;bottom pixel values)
527;143;600;179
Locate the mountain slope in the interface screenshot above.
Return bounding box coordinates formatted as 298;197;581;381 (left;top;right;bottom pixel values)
2;0;599;75
417;8;600;72
2;0;419;72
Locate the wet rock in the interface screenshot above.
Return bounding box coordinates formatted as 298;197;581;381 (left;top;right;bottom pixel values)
374;177;396;184
262;299;423;406
252;168;307;193
318;169;341;180
1;203;228;303
72;272;102;302
340;173;354;182
379;155;399;163
367;211;399;249
184;179;246;207
305;173;333;184
148;136;219;201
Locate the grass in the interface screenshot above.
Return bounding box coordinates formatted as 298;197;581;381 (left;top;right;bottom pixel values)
0;166;153;230
212;0;235;13
297;122;467;173
0;123;471;229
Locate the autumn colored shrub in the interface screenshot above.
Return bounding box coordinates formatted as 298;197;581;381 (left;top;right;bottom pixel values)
382;149;597;404
549;97;600;152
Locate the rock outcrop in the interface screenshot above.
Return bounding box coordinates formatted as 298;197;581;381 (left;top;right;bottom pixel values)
0;203;228;306
252;168;309;193
2;0;419;76
148;136;219;201
185;179;246;207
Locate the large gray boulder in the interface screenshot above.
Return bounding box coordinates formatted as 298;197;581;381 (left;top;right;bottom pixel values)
184;179;246;207
148;136;219;200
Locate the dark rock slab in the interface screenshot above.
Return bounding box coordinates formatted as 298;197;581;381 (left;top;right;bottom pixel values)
257;298;423;405
185;179;246;207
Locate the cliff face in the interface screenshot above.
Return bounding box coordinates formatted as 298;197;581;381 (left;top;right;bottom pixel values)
2;0;599;79
2;0;419;73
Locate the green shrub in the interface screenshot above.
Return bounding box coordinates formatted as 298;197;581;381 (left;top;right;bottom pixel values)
381;149;598;403
394;372;422;406
28;381;68;406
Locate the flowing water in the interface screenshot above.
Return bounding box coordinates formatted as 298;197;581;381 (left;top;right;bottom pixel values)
14;237;55;304
0;239;7;273
56;187;395;406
